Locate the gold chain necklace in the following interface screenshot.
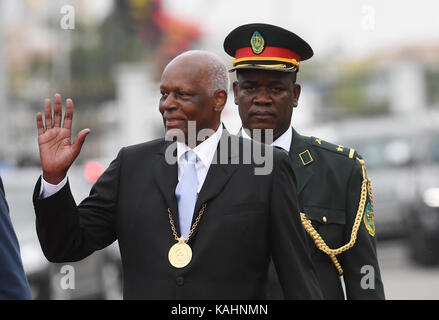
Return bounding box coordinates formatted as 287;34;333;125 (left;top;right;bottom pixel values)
167;203;207;268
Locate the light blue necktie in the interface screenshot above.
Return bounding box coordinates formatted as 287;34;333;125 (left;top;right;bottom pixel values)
175;150;198;239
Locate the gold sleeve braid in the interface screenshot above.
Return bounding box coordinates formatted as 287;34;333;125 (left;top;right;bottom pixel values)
300;157;373;276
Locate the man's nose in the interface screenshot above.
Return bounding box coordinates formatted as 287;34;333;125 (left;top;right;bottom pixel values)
254;87;272;105
161;92;180;111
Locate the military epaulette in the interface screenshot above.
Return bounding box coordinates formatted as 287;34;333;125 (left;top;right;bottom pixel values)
310;136;358;160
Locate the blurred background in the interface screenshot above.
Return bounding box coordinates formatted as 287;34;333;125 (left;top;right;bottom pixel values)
0;0;438;299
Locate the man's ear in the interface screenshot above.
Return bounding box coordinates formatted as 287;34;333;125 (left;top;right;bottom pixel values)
213;90;227;112
293;84;301;108
232;81;239;105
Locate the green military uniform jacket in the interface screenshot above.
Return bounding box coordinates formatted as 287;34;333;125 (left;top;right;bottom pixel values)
267;128;385;299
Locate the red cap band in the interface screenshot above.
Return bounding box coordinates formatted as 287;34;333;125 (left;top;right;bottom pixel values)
235;46;301;61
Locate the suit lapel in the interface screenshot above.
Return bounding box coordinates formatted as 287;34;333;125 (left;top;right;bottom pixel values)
189;129;239;242
290;128;316;195
153;140;180;232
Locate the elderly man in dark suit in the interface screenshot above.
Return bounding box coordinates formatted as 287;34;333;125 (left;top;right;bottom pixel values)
33;50;322;299
0;176;32;299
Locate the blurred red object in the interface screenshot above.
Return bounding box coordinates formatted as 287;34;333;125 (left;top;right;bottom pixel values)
84;161;105;183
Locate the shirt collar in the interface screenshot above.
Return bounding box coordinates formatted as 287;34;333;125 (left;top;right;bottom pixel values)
241;127;292;152
272;127;292;152
177;124;223;167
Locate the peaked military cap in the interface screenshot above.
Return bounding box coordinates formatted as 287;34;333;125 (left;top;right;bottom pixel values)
223;23;313;73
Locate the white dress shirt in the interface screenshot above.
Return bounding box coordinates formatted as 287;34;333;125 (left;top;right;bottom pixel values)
241;127;292;152
40;175;68;198
176;124;223;193
40;124;224;198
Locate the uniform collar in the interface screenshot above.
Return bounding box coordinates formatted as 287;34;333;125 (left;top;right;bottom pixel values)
290;127;317;195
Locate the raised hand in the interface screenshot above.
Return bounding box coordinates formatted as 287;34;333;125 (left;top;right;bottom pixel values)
36;94;90;184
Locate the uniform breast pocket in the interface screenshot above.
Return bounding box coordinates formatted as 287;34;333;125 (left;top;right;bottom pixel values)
303;206;346;250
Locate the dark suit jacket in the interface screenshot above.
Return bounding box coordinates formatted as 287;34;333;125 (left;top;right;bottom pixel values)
33;130;322;299
269;128;385;300
0;176;32;299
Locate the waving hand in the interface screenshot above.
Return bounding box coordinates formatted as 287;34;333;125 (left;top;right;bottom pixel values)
36;94;90;184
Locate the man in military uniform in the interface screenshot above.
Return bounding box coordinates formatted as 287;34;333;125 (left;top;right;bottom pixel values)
223;23;385;299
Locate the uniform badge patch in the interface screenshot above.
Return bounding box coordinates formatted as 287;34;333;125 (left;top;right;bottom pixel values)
363;202;375;237
250;31;265;54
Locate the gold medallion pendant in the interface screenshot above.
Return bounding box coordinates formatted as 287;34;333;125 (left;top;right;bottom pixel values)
168;237;192;268
167;204;207;269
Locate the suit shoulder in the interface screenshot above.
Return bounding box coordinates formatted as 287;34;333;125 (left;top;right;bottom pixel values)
123;137;166;154
231;134;263;147
231;134;278;154
309;136;360;162
235;135;288;156
117;138;168;162
228;134;288;169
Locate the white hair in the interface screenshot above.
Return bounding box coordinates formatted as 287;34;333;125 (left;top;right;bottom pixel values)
167;50;229;94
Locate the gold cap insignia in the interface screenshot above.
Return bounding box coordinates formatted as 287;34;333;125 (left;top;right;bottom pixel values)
250;31;265;55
